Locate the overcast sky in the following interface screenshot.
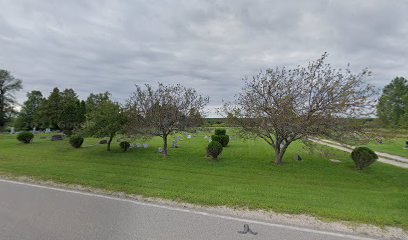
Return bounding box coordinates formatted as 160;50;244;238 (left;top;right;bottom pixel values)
1;0;407;116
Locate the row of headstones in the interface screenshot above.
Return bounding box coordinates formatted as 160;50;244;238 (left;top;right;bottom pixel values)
10;127;55;135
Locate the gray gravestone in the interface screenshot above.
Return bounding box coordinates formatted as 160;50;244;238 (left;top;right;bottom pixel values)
51;135;63;141
10;127;15;134
172;140;178;148
143;144;149;149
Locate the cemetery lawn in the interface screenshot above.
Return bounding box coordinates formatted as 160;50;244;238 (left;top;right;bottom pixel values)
363;138;408;158
0;133;407;230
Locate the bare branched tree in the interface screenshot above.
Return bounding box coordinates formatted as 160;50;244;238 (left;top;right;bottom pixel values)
126;83;209;157
223;53;377;165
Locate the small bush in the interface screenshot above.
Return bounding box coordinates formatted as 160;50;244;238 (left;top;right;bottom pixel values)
69;135;84;148
214;128;226;136
351;147;378;170
120;141;130;152
211;134;229;147
207;141;223;159
17;131;34;144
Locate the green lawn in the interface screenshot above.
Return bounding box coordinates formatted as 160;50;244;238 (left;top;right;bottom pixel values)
0;132;407;229
364;138;408;158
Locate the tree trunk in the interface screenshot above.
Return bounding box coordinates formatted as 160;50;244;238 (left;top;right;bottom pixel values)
107;134;114;151
163;133;168;157
275;149;283;165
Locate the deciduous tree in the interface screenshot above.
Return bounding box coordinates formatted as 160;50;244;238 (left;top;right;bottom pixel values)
223;53;377;165
0;69;23;128
126;83;209;157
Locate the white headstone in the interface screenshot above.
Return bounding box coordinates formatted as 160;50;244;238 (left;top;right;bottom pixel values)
32;127;36;134
45;128;51;133
187;135;191;139
143;144;149;149
204;136;208;139
136;144;142;148
208;139;212;143
158;147;163;153
10;127;15;134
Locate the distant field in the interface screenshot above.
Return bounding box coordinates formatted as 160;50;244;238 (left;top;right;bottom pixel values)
0;132;407;229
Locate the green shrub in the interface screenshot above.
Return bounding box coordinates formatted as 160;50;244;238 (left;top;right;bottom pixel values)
17;131;34;144
207;141;223;159
69;135;84;148
351;147;378;170
214;128;226;135
211;134;229;147
120;141;130;152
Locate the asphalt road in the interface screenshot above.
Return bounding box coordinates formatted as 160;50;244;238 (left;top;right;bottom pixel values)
0;179;376;240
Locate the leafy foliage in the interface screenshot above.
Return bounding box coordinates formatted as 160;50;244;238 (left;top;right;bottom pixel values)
211;134;229;147
214;128;226;135
377;77;408;128
84;93;125;151
0;69;23;128
17;131;34;144
15;91;45;130
120;141;130;151
207;141;223;159
69;135;84;148
351;147;378;170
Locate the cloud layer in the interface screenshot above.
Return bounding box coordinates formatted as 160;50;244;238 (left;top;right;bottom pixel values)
1;0;407;116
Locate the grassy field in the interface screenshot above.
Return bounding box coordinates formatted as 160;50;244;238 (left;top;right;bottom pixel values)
0;132;407;229
364;138;408;158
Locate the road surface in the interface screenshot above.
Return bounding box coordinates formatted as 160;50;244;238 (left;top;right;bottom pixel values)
0;179;377;240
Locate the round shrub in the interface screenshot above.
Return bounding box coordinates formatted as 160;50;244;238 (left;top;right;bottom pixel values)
207;141;223;159
351;147;378;170
214;128;226;136
211;134;229;147
17;131;34;144
120;141;130;152
69;135;84;148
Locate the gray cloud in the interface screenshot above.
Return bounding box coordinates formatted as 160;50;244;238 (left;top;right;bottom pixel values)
1;0;407;116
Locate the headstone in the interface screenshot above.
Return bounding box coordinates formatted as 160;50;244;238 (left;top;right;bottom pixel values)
143;144;149;149
10;127;15;134
295;155;302;161
208;139;212;143
136;144;142;148
177;136;181;140
204;136;208;139
187;135;191;139
45;128;51;133
172;140;178;148
157;147;163;153
99;140;107;144
329;159;342;163
32;127;36;134
51;135;63;141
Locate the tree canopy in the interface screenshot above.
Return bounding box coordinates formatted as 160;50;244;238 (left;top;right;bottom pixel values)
126;83;209;157
0;69;23;128
377;77;408;128
223;53;377;164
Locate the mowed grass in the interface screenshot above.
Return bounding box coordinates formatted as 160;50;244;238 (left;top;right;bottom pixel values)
364;138;408;158
0;132;407;229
